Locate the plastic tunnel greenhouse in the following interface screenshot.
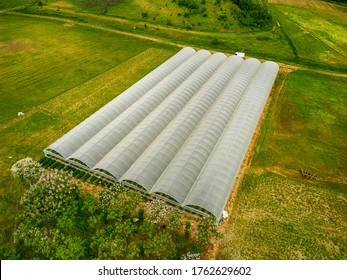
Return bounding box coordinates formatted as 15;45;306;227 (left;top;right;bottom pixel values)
44;47;279;222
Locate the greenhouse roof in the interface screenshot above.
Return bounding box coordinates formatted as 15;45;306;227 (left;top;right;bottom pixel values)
44;47;279;221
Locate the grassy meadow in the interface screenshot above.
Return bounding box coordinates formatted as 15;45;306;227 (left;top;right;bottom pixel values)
0;0;346;259
217;69;347;259
11;0;347;72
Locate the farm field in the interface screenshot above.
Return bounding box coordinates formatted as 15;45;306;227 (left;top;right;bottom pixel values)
269;2;347;65
0;0;347;260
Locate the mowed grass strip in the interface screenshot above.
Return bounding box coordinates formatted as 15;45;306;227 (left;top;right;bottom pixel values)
39;47;173;119
35;47;173;150
218;69;347;259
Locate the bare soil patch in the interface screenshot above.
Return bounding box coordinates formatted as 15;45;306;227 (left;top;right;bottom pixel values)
64;21;74;27
0;40;35;53
50;1;73;8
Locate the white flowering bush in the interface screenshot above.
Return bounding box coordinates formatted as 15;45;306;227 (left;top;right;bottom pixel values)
19;168;79;225
145;198;182;230
98;183;121;213
11;158;45;185
146;198;168;224
181;251;200;260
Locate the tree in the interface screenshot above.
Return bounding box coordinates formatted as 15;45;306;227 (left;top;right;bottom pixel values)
144;231;177;259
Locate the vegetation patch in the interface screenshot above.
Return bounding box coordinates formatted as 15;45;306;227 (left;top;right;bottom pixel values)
2;158;220;259
231;0;273;28
253;70;346;181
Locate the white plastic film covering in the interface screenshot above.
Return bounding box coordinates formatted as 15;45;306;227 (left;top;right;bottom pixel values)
150;58;261;204
93;52;227;178
44;47;279;221
183;61;279;220
44;47;196;159
66;50;210;168
121;55;244;191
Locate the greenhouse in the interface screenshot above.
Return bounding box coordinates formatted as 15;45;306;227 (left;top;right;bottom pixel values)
44;47;279;221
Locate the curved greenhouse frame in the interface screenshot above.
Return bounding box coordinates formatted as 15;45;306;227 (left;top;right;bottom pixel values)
44;48;279;221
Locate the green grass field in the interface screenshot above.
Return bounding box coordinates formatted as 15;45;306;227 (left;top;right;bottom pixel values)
254;70;346;180
12;0;346;71
0;0;346;259
217;69;347;259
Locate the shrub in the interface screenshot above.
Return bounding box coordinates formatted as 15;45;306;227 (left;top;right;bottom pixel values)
218;14;227;21
11;158;45;185
141;12;148;18
178;0;199;9
144;231;177;260
185;221;191;238
138;209;145;221
211;37;220;45
197;216;220;246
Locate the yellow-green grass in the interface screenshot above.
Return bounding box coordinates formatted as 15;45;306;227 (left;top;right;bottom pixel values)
65;0;239;32
269;4;347;68
0;14;176;245
272;4;347;59
218;171;347;259
217;70;347;259
0;14;176;124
